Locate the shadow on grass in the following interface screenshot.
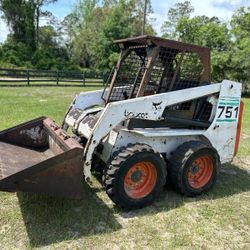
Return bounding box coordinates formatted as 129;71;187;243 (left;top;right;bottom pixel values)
17;163;250;247
114;163;250;218
17;182;121;247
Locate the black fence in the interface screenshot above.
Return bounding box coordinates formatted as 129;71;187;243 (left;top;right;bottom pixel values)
0;68;109;87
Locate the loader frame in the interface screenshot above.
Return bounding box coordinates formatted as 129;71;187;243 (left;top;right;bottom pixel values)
67;80;241;180
63;36;242;181
0;36;243;203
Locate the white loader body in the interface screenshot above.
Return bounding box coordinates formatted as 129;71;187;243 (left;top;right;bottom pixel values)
64;80;242;180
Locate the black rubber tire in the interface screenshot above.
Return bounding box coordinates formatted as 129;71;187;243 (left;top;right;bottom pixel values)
104;143;167;209
168;141;220;196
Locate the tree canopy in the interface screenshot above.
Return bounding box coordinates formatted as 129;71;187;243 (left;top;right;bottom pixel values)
161;2;250;88
0;0;249;91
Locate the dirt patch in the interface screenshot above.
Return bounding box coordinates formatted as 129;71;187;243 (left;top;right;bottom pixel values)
0;77;26;81
241;133;250;140
232;157;250;175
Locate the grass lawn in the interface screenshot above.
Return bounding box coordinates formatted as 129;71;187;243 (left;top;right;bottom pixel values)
0;86;249;249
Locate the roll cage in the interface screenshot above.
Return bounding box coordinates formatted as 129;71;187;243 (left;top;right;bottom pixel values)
102;35;211;104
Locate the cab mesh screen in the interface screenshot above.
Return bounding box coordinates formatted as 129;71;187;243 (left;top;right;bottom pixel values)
106;45;204;109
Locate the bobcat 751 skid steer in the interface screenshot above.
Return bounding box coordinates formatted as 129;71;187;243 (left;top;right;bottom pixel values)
0;36;243;209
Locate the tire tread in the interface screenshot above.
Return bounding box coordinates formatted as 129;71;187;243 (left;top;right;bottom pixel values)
104;143;166;209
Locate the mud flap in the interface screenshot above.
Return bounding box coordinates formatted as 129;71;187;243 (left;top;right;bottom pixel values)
0;117;84;199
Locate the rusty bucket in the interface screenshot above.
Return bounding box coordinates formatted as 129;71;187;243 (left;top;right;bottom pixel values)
0;117;84;198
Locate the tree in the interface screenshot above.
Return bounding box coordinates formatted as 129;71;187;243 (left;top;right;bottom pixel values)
160;1;233;82
230;6;250;91
93;0;133;70
129;0;155;36
33;0;58;46
28;25;72;70
0;0;58;49
65;0;102;68
161;1;194;38
176;16;232;81
0;0;36;49
0;0;70;69
64;0;156;71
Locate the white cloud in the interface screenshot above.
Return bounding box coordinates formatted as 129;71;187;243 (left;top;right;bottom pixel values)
190;0;233;20
0;19;9;43
151;0;250;35
211;0;249;10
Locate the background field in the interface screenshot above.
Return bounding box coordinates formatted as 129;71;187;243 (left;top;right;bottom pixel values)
0;86;249;249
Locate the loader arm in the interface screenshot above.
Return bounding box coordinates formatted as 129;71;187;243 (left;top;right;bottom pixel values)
83;82;222;180
70;89;106;110
63;89;106;128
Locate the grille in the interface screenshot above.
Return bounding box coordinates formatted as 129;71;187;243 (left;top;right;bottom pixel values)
198;102;213;121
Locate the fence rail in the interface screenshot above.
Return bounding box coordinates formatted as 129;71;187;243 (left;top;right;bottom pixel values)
0;68;109;87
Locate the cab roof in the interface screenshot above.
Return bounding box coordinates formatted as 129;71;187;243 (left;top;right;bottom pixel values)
114;35;210;54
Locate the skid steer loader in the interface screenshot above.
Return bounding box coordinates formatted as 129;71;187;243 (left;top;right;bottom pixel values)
0;36;244;209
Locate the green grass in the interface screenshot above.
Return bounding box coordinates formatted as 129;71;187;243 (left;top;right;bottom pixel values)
0;87;249;249
238;98;250;156
0;86;99;128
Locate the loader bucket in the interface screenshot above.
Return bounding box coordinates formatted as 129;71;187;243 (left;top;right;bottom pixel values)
0;117;84;199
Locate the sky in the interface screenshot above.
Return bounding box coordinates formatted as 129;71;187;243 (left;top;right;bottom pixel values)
0;0;250;43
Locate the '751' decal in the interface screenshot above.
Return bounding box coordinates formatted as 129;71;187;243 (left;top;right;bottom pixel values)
216;97;240;122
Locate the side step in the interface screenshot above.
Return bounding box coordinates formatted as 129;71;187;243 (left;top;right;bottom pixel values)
0;117;84;199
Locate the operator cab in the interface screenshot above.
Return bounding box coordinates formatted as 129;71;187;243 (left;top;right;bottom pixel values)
102;36;213;126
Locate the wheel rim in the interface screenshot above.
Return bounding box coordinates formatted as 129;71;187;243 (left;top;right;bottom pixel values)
187;155;214;189
124;161;157;199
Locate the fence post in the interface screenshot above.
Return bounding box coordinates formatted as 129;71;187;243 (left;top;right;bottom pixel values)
27;70;30;86
56;71;59;85
83;73;85;86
